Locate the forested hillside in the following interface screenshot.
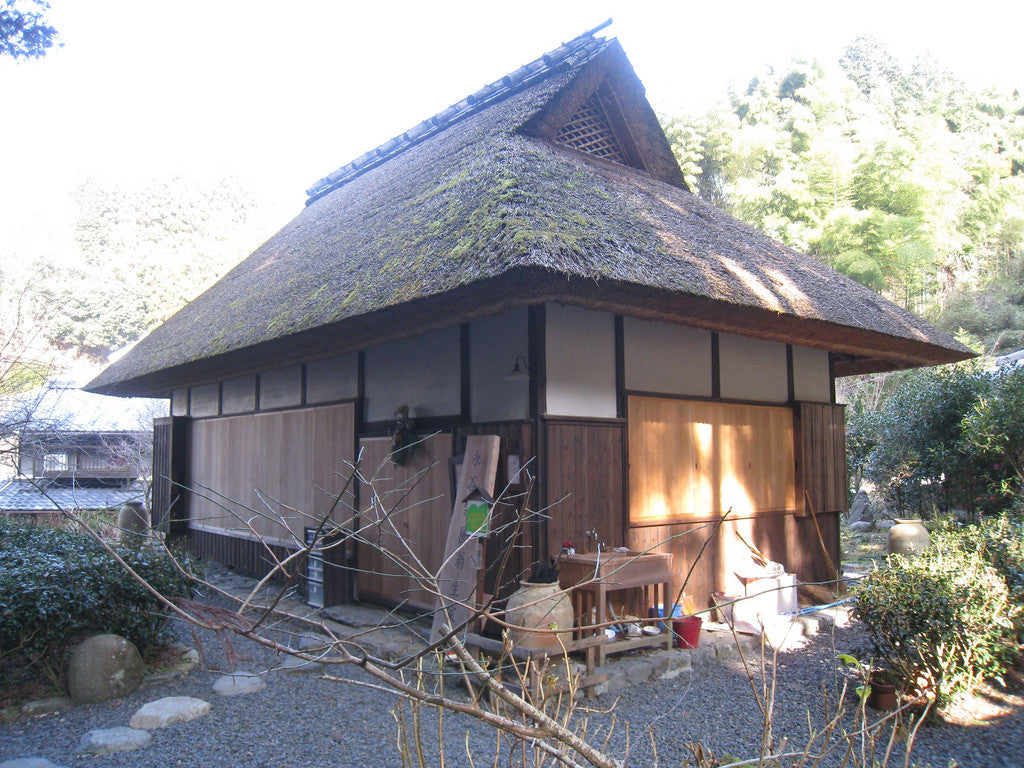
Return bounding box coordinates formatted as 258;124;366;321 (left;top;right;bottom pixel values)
664;36;1024;355
0;175;271;390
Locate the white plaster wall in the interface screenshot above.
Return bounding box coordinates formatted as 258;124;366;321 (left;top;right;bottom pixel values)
718;334;788;402
545;303;617;418
793;346;831;403
189;383;219;417
470;308;529;422
306;353;358;404
222;375;257;414
260;366;302;410
171;389;189;416
364;326;461;422
623;318;713;397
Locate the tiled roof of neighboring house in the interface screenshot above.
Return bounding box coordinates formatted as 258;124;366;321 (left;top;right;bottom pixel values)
86;25;973;398
995;348;1024;367
12;380;165;436
0;478;145;513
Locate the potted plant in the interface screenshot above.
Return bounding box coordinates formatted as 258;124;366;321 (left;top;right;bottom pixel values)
839;655;899;711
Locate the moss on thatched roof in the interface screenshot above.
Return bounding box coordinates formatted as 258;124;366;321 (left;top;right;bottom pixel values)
88;28;971;397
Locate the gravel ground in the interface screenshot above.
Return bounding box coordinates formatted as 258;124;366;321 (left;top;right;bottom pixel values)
2;608;1022;768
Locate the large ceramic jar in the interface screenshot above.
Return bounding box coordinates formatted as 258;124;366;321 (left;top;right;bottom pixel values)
886;518;931;555
504;581;574;650
117;501;151;545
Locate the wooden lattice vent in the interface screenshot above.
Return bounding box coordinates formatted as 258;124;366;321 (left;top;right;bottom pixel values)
555;91;628;164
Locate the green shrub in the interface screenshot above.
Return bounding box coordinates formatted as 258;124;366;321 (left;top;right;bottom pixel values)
963;364;1024;491
853;536;1020;705
0;517;200;683
842;363;1024;520
942;515;1024;622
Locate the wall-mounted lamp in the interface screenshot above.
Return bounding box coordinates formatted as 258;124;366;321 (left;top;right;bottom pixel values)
505;355;530;382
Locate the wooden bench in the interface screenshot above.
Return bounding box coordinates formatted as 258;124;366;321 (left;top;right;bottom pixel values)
463;632;608;700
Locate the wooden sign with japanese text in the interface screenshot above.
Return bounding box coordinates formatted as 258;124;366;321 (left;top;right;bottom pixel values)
429;435;500;644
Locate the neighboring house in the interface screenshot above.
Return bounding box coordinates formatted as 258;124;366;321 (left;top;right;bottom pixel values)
0;379;165;518
995;348;1024;367
87;27;973;610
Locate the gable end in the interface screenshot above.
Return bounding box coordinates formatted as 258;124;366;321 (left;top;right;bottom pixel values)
554;83;643;169
522;39;689;191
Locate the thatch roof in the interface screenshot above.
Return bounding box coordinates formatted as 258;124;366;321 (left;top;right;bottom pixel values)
88;26;972;397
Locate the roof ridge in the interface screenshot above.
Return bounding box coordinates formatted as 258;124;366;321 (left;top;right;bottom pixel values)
304;21;614;205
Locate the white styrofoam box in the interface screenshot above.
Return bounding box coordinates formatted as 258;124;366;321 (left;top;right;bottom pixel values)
741;573;799;617
776;573;798;614
733;589;778;625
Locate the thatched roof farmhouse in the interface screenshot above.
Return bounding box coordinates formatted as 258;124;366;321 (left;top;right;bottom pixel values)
88;25;971;614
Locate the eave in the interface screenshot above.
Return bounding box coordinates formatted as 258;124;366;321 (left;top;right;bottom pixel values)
87;267;974;398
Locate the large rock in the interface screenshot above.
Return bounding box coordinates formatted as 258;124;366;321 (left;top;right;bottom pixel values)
77;727;152;755
886;518;931;555
129;696;211;729
848;490;874;525
67;634;144;704
850;520;875;533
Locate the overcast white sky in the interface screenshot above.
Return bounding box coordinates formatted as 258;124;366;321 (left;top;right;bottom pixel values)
2;0;1021;256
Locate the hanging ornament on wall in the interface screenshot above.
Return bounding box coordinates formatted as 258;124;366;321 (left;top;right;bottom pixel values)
390;405;416;466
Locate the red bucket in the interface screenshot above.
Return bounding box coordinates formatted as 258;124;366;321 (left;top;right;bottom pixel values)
673;616;702;649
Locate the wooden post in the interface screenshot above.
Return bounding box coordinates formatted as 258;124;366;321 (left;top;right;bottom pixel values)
152;416;189;539
430;435;500;645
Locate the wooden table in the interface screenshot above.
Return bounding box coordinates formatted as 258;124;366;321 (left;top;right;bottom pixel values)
558;550;673;667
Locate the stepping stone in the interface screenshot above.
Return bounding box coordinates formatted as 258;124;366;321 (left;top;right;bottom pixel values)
77;726;152;755
213;672;266;696
277;653;322;675
1;760;70;768
296;633;332;652
322;604;389;628
129;696;211;729
20;697;74;716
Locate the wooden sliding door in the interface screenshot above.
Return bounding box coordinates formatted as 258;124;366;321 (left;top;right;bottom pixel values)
628;396;795;524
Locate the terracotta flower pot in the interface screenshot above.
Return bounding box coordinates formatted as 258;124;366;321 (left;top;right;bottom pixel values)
866;673;899;711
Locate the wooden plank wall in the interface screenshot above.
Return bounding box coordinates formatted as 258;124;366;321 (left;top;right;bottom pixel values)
151;417;175;534
626;398;845;608
187;403;356;545
355;433;453;611
188;527;299;584
629;520;721;612
797;402;848;515
543;419;625;563
793;401;847;585
453;422;535;598
630;508;843;605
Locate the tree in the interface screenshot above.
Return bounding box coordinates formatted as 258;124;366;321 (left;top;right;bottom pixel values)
963;364;1024;490
664;38;1024;321
842;361;1024;519
0;0;58;59
0;264;60;473
25;175;267;361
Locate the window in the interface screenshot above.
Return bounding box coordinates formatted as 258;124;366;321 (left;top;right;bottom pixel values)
43;452;70;473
